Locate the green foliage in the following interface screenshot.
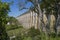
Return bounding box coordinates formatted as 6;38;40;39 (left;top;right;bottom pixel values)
6;25;23;31
23;37;32;40
40;0;60;35
5;17;23;31
58;32;60;37
27;27;40;37
0;1;10;40
50;32;56;38
7;26;60;40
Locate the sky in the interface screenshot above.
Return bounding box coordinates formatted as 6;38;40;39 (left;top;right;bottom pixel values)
2;0;33;17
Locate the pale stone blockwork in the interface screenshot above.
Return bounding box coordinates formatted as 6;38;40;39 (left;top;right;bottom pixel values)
16;10;38;29
16;10;47;29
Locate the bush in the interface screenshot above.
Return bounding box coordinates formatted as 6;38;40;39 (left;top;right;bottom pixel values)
6;25;23;31
23;37;32;40
33;35;41;40
50;32;56;38
27;27;40;37
58;32;60;37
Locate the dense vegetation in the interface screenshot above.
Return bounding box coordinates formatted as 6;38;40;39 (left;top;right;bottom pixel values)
7;27;60;40
6;17;23;31
0;0;60;40
0;1;10;40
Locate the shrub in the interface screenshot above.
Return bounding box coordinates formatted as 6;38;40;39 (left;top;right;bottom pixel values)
27;27;40;37
58;32;60;37
6;25;23;31
50;32;56;38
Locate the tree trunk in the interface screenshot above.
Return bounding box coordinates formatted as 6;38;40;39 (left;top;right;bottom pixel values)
45;14;51;35
36;0;43;31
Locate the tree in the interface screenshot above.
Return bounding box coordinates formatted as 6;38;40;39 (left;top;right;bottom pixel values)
28;0;45;40
0;1;10;40
28;0;43;31
6;16;23;30
40;0;60;34
8;17;19;25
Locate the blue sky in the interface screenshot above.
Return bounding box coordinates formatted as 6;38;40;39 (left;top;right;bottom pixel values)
2;0;33;17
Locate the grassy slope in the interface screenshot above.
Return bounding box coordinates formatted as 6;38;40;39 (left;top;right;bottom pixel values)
7;28;24;37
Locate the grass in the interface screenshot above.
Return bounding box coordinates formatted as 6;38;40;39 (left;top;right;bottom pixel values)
7;28;24;37
6;27;60;40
